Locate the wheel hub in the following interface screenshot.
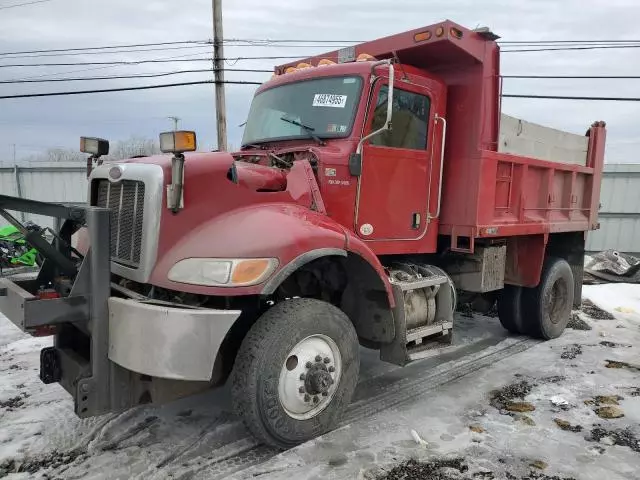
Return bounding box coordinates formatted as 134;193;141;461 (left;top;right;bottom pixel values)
304;364;332;395
277;334;342;420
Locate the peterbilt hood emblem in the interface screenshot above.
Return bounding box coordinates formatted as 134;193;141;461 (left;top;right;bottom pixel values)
109;166;123;180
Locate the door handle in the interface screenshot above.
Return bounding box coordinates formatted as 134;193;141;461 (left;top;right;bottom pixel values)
412;212;421;229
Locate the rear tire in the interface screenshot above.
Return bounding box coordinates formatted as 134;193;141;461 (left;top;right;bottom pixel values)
231;298;359;449
523;257;574;340
498;285;527;334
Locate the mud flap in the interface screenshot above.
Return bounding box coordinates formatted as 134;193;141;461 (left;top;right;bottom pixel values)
380;268;454;366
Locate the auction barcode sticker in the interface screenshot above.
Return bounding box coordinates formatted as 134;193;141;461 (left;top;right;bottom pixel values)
312;94;348;108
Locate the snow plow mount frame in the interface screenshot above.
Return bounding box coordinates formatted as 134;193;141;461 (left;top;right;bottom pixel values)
0;194;126;417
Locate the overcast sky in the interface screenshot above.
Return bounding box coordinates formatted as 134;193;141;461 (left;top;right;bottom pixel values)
0;0;639;163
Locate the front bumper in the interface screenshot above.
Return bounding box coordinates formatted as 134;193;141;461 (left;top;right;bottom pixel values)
108;298;240;381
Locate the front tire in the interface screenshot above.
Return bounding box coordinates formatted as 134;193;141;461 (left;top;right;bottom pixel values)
231;298;359;449
523;257;574;340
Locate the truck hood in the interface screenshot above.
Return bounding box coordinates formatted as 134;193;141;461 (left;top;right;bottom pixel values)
137;152;331;290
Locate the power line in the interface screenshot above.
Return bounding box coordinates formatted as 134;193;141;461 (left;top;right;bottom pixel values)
0;0;52;10
6;51;212;81
0;40;210;57
2;80;640;101
0;80;261;100
4;38;640;58
0;55;312;69
499;39;640;44
223;43;351;48
224;38;364;44
5;48;640;70
0;57;214;68
1;44;214;60
502;44;640;53
0;68;272;84
503;75;640;79
222;55;316;61
503;93;640;101
5;71;640;85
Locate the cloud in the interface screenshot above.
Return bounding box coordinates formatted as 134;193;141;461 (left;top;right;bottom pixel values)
0;0;638;162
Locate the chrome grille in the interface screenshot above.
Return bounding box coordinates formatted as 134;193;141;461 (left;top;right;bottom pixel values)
95;179;145;267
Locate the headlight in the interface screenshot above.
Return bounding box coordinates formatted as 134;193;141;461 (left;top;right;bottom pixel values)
168;258;278;287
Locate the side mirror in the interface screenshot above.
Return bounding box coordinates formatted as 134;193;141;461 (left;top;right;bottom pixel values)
349;153;362;176
352;61;395;171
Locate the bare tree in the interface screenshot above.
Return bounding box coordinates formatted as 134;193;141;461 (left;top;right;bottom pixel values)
106;136;161;160
20;148;86;163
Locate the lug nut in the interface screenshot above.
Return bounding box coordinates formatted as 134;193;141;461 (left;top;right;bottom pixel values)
305;361;312;368
313;396;319;404
304;394;310;402
299;373;306;381
328;366;335;373
323;357;330;364
298;386;305;394
322;392;328;397
315;355;322;362
329;378;334;385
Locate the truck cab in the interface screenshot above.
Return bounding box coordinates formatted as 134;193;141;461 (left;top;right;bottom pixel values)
0;20;605;450
239;59;447;252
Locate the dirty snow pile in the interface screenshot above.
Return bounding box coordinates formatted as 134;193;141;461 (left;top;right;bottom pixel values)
0;284;639;480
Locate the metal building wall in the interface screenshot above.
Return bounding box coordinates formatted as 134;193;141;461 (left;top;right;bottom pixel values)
0;163;87;229
0;162;638;253
586;164;640;255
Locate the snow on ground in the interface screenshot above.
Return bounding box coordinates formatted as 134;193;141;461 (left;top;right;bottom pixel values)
0;285;639;479
230;285;640;480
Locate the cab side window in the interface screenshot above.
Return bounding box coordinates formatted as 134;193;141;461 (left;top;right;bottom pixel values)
370;85;430;150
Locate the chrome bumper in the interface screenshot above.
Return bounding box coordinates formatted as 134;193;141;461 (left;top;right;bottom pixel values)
108;298;241;381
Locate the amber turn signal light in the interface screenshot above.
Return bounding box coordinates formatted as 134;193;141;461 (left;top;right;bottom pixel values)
231;259;274;285
159;130;197;154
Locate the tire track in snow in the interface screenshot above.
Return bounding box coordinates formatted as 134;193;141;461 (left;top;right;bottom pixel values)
161;337;539;479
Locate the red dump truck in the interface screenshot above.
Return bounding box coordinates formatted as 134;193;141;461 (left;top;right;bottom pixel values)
0;20;605;448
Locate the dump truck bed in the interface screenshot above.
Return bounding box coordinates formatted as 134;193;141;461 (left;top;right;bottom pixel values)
437;119;605;248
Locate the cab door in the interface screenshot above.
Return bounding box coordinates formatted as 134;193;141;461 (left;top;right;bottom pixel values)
355;77;438;241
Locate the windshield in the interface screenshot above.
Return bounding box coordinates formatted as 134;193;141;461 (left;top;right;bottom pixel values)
242;76;363;146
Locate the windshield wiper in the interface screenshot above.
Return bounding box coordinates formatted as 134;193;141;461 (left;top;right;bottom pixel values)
280;116;325;146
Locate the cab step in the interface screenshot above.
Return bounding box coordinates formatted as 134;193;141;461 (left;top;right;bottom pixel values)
380;264;456;366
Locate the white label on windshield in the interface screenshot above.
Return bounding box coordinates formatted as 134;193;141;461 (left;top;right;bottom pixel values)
313;94;347;108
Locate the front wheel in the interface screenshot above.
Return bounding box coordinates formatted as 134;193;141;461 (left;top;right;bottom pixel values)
231;298;359;449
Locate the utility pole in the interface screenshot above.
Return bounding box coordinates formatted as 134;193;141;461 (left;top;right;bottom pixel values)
167;116;180;131
12;143;16;163
212;0;227;151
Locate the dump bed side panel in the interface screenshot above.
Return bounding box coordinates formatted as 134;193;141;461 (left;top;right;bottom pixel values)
439;124;606;239
499;114;589;166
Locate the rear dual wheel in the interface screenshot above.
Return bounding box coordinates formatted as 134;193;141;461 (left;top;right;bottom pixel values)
498;257;574;340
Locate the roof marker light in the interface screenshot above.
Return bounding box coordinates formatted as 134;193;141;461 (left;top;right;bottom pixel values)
414;31;432;42
356;53;376;62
